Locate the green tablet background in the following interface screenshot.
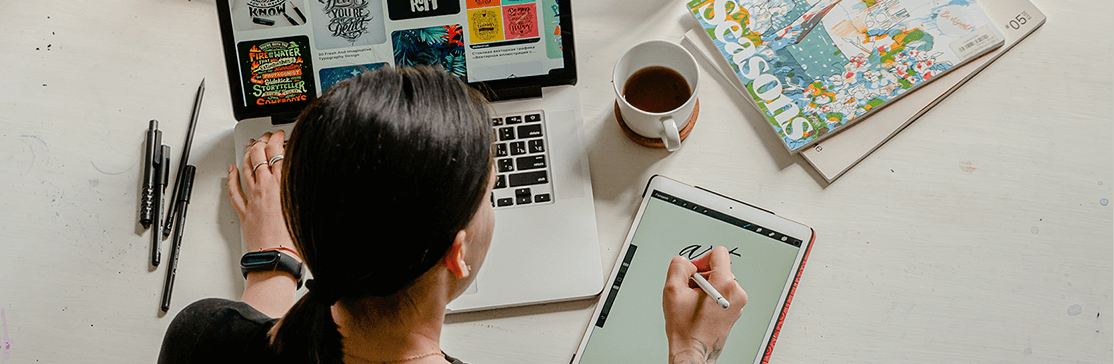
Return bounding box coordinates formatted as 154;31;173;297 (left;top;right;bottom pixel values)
579;191;802;363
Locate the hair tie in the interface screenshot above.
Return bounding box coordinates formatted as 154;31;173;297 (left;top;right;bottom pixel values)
305;279;342;304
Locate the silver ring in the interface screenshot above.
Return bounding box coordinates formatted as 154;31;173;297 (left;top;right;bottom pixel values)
268;155;284;166
252;161;268;171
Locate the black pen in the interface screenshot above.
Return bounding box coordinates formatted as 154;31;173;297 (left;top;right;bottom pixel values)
139;120;159;228
283;12;298;25
163;79;205;239
289;1;307;23
152;144;170;267
161;165;195;312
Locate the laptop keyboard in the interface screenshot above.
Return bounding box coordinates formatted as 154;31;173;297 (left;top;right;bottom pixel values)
490;110;554;209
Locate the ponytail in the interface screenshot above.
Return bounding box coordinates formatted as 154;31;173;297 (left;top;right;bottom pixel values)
271;65;493;362
270;286;343;363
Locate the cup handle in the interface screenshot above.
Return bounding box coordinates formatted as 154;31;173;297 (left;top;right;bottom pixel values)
660;117;681;152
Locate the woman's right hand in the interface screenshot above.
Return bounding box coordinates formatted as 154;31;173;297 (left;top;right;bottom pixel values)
663;246;747;364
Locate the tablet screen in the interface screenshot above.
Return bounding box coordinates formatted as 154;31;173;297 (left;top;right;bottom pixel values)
578;189;806;364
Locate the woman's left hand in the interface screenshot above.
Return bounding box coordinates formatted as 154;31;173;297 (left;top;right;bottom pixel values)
227;130;298;257
229;130;302;317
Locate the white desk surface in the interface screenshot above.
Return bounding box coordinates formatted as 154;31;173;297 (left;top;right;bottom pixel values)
0;0;1110;362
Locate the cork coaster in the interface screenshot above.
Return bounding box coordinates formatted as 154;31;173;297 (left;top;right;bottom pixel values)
615;99;699;149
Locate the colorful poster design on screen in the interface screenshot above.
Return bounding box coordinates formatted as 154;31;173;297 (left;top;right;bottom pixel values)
231;0;310;30
468;8;504;43
319;62;388;91
236;36;317;107
467;0;500;9
502;3;538;40
391;25;467;79
542;0;561;59
310;0;387;50
387;0;460;20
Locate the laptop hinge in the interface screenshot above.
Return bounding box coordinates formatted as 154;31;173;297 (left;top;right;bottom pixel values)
271;111;300;125
484;85;542;102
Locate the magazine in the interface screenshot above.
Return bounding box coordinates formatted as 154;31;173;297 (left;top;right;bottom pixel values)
686;0;1005;153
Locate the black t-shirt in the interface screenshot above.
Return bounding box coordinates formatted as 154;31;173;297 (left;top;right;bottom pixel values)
158;298;466;364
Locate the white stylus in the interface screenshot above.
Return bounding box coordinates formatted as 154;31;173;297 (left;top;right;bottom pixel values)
691;273;730;309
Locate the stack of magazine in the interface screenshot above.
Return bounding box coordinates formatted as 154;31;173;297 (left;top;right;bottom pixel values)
681;0;1046;182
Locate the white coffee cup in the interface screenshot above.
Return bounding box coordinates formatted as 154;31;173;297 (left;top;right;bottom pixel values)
613;39;700;152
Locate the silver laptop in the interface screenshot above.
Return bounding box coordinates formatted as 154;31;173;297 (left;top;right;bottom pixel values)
216;0;603;312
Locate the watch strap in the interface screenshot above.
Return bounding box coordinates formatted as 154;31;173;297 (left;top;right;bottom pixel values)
241;250;304;289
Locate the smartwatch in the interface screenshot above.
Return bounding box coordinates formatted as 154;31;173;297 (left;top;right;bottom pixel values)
241;250;304;289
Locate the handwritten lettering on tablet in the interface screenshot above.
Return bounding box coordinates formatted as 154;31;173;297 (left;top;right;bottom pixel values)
679;244;742;260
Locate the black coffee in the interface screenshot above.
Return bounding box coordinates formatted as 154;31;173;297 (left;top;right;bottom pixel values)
623;66;691;113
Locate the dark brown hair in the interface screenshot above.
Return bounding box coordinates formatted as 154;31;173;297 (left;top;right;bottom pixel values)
272;66;492;362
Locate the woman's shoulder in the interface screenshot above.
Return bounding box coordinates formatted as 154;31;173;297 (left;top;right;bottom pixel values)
157;298;279;364
172;298;275;326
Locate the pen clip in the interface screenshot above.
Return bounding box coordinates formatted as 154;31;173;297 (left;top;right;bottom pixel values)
161;145;171;190
177;166;196;204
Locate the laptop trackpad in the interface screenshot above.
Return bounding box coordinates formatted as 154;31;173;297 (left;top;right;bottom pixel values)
548;108;586;199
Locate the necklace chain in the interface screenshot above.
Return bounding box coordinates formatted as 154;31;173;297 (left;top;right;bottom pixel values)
372;351;444;364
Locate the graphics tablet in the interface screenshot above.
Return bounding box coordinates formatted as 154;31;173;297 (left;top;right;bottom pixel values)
573;175;816;364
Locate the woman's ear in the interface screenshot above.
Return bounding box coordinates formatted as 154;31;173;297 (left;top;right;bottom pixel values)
442;230;470;278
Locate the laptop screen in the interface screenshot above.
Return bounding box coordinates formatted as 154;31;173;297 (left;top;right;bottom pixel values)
216;0;577;121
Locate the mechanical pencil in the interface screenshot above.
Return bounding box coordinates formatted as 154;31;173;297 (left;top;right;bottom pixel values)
163;79;205;239
139;119;159;228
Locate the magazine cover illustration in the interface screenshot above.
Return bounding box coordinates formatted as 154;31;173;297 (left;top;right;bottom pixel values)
687;0;1004;152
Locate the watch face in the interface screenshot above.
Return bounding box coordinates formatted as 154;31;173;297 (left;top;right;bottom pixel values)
242;251;281;266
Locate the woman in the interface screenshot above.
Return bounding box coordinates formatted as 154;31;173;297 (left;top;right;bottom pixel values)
158;66;747;364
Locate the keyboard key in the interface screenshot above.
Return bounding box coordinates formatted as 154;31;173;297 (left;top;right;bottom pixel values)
517;124;542;138
516;155;546;170
497;198;514;207
498;158;514;173
509;170;548;187
528;139;544;153
491;112;552;197
499;127;515;141
510;141;527;156
515;188;532;205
